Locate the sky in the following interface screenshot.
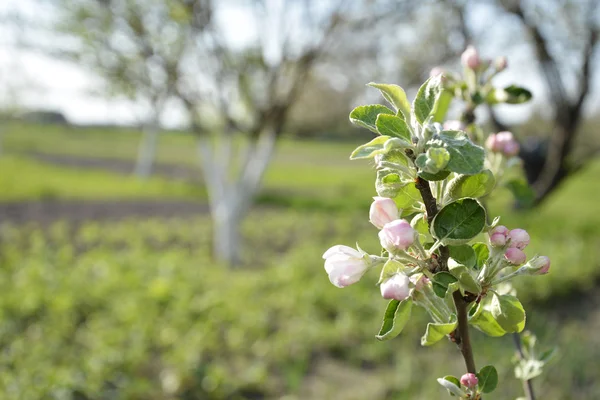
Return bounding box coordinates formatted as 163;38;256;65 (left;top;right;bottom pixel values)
0;0;598;128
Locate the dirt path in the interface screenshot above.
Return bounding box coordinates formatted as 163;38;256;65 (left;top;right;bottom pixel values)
0;200;210;225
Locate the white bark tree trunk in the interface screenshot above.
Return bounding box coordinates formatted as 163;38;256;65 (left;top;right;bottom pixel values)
134;123;160;178
197;128;277;267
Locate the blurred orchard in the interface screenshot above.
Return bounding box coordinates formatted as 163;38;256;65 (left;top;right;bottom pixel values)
0;0;598;399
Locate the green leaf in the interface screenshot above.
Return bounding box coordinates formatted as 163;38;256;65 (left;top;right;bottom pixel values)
491;293;526;333
376;298;413;341
477;365;499;393
368;83;411;119
376;169;404;198
350;136;390;160
448;262;480;294
411;213;433;244
469;303;507;337
421;314;457;346
413;75;444;124
447;170;496;200
375;114;412;142
427;132;485;175
472;242;490;269
378;259;404;284
505;178;536;208
448;245;477;269
432;271;458;298
392;182;422;210
504;85;533;104
515;359;545;381
349;105;395;133
437;376;466;397
418;169;451;181
416;148;451;174
431;199;486;245
539;347;557;363
432;90;453;122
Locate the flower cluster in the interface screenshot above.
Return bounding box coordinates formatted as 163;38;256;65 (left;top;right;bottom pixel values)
321;46;551;399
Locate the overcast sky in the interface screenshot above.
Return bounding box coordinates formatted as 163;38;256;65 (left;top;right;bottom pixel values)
0;0;598;128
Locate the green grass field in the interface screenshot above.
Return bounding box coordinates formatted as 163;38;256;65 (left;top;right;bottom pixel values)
0;121;599;399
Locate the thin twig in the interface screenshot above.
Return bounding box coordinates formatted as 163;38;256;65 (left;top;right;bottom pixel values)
512;333;536;400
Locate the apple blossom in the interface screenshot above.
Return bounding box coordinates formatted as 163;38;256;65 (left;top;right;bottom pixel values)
379;219;416;252
461;45;481;69
369;197;399;229
505;247;527;265
521;255;551;275
508;229;530;250
460;373;478;388
380;273;411;301
323;245;369;288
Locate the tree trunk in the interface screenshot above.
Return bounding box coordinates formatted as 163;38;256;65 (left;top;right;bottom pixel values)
197;128;277;267
134;123;160;178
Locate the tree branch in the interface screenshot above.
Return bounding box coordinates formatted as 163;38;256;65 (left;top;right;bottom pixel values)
407;151;476;374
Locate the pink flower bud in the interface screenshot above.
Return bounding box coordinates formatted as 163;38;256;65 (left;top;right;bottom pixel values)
485;134;504;153
503;140;520;157
323;245;369;288
461;45;481;69
491;225;509;236
443;120;465;131
380;273;411;301
460;373;478;388
379;219;416;252
521;255;551;275
508;229;530;250
430;66;445;77
369;197;399;229
505;247;527;265
490;232;507;247
495;56;508;71
496;131;514;143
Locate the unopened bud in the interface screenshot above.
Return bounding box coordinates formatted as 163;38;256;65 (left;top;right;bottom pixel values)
461;45;481;70
505;247;527;265
380;273;411;301
379;219;416;252
485;134;504;153
495;56;508;72
520;255;551;275
323;245;369;288
491;225;509;236
460;373;478;388
490;232;507;247
508;229;530;250
369;197;399;229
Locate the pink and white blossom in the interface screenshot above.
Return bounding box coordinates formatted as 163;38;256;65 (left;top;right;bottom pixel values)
369;197;399;229
323;245;369;288
380;273;411;301
379;219;416;252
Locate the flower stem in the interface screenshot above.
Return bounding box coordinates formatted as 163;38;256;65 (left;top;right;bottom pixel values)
406;152;478;375
513;333;537;400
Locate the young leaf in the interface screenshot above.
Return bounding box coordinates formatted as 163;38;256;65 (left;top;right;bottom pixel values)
427;132;485;175
421;315;457;346
447;263;481;294
477;365;499;393
418;169;451;181
469;305;507;337
376;298;413;341
376;169;406;198
490;293;526;333
472;242;489;269
368;82;411;118
447;170;496;200
350;136;390;160
375;114;412;142
437;376;466;397
432;271;458;298
448;245;477;269
431;199;486;245
392;182;422;210
378;259;404;284
349;105;395;133
413;75;443;124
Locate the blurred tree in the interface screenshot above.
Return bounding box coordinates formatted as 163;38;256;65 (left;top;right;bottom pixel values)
51;0;405;266
53;0;184;178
